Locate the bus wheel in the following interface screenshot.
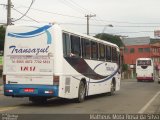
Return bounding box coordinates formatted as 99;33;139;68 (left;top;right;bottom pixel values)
108;80;115;96
77;81;86;103
29;97;47;104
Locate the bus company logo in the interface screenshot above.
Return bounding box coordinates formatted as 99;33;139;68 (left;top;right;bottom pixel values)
21;66;36;71
9;45;50;55
105;65;116;71
7;25;52;44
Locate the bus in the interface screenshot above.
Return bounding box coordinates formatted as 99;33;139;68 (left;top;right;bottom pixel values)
136;58;154;82
3;24;121;103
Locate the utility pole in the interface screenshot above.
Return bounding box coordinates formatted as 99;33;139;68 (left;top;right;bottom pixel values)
7;0;12;25
85;14;96;35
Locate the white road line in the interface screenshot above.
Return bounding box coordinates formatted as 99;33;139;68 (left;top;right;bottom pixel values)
0;106;19;112
138;91;160;114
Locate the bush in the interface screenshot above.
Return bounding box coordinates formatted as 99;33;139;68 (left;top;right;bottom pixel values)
122;64;128;72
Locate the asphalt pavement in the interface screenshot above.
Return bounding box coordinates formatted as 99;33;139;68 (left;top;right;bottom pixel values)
0;77;160;114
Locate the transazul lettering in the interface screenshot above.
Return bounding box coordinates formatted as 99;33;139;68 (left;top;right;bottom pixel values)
9;46;50;55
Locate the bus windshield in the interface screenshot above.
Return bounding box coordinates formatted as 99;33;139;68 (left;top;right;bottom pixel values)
137;60;151;66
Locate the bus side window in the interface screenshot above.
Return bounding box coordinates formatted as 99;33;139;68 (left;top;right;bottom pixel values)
99;43;105;60
82;38;90;59
91;41;98;60
106;46;111;61
70;35;81;57
117;52;120;66
112;47;117;63
63;33;70;57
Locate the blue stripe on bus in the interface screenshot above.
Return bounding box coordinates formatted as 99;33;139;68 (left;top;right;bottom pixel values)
4;84;59;97
7;25;52;44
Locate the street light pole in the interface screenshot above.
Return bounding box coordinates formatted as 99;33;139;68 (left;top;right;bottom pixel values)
99;24;113;39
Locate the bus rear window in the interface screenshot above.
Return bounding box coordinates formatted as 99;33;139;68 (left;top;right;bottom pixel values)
137;60;151;66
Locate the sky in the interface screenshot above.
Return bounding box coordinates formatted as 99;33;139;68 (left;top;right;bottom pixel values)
1;0;160;38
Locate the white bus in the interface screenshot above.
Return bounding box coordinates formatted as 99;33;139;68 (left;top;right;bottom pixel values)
136;58;154;82
3;24;121;103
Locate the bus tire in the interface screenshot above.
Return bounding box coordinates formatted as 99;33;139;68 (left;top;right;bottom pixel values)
108;79;116;96
77;80;86;103
29;97;47;104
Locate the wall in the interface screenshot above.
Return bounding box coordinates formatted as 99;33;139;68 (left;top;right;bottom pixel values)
123;44;150;64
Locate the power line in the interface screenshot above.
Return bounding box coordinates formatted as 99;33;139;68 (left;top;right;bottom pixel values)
15;6;85;20
12;8;39;23
64;0;160;25
4;2;160;26
58;23;160;28
65;0;91;14
86;30;155;35
59;0;86;15
15;5;160;26
12;0;35;23
114;25;160;28
61;0;110;30
93;19;160;25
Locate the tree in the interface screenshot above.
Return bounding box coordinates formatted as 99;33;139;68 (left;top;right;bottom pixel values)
95;33;124;47
0;25;6;51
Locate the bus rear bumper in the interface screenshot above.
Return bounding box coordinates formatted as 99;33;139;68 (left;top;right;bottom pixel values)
4;84;59;97
136;77;154;81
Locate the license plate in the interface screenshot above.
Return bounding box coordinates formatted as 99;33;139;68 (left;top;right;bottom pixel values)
24;88;34;93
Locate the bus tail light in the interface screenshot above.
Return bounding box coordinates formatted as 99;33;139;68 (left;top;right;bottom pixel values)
3;75;6;84
53;76;59;85
5;89;13;93
45;90;53;94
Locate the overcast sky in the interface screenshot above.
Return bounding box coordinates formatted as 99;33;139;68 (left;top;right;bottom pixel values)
1;0;160;38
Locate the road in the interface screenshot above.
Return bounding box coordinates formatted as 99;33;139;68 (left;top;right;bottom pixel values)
0;79;160;119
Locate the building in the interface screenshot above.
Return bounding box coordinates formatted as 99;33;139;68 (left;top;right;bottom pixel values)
122;37;150;65
150;39;160;70
121;37;160;79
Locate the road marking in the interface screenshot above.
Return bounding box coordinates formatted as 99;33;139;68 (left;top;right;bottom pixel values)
0;106;19;112
138;91;160;113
